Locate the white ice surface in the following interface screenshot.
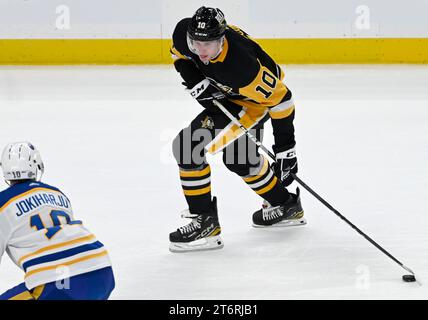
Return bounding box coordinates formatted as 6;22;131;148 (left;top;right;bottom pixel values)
0;65;427;299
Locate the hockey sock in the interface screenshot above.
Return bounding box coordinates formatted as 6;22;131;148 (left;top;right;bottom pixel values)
242;155;290;206
179;164;212;214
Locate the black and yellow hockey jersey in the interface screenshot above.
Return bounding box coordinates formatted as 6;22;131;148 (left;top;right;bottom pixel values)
171;18;296;154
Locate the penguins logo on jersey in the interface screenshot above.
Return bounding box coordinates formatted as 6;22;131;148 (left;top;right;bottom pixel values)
201;116;215;129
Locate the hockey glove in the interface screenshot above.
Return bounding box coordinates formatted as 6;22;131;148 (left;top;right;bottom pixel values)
273;146;297;187
185;79;225;109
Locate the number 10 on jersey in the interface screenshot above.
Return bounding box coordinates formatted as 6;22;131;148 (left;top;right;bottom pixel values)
255;70;277;99
30;210;82;240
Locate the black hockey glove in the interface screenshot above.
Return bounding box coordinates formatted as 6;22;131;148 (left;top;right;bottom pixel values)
272;146;297;187
185;79;225;109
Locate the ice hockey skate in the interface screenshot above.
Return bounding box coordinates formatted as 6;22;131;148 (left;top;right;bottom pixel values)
252;187;306;228
169;197;223;252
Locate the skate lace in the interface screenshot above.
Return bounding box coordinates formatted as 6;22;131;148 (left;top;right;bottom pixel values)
179;210;202;235
262;203;284;221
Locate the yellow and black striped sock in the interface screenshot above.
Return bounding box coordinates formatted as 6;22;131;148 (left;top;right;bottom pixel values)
242;156;290;206
179;164;212;214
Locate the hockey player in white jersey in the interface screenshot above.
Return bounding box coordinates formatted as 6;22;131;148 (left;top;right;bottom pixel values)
0;142;115;300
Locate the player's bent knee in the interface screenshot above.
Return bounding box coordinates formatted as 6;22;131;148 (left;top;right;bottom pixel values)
222;159;249;177
173;128;208;169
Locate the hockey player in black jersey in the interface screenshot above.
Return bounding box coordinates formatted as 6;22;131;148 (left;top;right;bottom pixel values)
169;7;305;252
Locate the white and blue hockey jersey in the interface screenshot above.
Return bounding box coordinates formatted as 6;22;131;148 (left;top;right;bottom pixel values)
0;181;112;289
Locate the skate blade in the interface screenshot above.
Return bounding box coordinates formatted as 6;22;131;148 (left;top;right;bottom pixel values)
252;217;307;228
169;235;224;253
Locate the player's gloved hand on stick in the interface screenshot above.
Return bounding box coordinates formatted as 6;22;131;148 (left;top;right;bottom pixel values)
184;79;225;109
272;146;297;187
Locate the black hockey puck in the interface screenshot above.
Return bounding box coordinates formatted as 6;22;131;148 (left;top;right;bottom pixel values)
402;275;416;282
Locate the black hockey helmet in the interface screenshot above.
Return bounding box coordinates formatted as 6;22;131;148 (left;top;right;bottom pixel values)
187;7;227;41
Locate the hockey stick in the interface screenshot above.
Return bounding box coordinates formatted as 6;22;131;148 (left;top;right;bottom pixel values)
213;99;420;284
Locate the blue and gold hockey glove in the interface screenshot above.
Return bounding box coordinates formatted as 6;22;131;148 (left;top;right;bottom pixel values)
273;146;297;187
